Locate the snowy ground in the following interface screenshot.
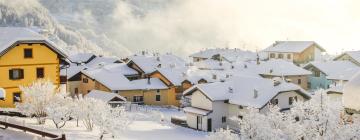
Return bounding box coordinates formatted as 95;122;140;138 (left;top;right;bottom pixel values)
0;107;207;140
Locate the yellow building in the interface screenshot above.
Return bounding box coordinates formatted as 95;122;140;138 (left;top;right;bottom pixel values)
0;28;68;108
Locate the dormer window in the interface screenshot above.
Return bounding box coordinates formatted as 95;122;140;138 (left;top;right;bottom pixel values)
24;48;33;58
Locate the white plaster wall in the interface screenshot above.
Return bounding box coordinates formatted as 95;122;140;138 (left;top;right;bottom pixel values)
273;91;305;109
191;90;212;110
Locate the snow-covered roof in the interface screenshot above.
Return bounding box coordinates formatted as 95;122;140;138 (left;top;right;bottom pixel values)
0;27;68;58
129;54;186;74
263;41;325;53
68;53;95;64
86;90;126;102
189;48;257;62
304;61;360;81
86;56;121;68
193;59;232;70
81;65;132;91
184;76;310;109
335;51;360;64
126;78;168;90
60;64;86;78
155;67;188;86
256;59;312;76
343;71;360;110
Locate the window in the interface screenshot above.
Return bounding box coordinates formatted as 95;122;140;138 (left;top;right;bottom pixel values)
298;79;302;84
315;71;321;77
24;48;33;58
133;96;144;102
83;78;88;83
74;88;78;94
13;92;21;102
156;95;161;101
9;69;24;80
87;90;90;93
289;97;294;105
221;116;226;123
238;115;243;120
271;99;278;105
157;89;160;93
294;96;298;102
36;68;44;78
278;54;284;59
270;53;275;58
238;105;243;109
287;54;292;59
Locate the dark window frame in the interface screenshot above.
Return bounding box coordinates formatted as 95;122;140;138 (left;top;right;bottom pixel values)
36;67;45;78
289;97;294;105
156;95;161;101
13;92;21;103
24;48;33;58
83;78;88;83
9;69;24;80
221;116;226;123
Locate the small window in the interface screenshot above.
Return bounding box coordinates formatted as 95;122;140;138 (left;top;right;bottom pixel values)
156;89;160;93
294;96;298;102
13;92;21;102
87;90;91;93
133;96;144;102
315;71;321;77
278;54;284;59
289;97;294;105
271;99;278;105
270;53;275;58
24;49;33;58
221;116;226;123
156;95;161;101
287;54;292;59
36;68;44;78
74;88;78;94
238;105;243;109
83;78;88;83
298;79;302;84
9;69;24;80
238;115;243;120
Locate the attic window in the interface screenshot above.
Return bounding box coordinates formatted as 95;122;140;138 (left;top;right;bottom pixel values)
228;87;233;93
253;89;258;98
24;48;33;58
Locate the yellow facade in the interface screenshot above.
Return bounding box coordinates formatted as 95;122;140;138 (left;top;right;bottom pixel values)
0;43;61;108
150;71;181;107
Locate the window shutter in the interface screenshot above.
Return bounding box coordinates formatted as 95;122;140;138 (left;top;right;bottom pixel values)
9;69;13;79
20;69;24;79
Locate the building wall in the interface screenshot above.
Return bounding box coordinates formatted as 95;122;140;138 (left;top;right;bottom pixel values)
0;43;60;108
305;67;332;89
67;81;81;95
150;72;180;106
272;91;305;109
293;45;319;64
191;90;212;110
79;74;96;95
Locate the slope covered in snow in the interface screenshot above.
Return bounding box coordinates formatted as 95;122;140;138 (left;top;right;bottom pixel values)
0;0;131;57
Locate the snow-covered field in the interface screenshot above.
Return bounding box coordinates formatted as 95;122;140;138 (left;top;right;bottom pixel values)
0;107;207;140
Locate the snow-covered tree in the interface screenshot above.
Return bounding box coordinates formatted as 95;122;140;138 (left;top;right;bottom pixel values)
16;80;58;124
208;128;239;140
45;92;74;129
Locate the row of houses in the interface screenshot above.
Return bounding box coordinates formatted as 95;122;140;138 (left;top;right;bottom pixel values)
0;27;359;133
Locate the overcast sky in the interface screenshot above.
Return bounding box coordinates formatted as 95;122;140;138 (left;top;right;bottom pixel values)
41;0;360;56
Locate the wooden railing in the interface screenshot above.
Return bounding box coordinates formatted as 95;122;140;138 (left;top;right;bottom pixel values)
0;120;66;140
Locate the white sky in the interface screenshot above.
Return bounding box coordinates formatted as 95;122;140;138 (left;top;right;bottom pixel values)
109;0;360;55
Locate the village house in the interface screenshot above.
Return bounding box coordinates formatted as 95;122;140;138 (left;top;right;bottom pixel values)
343;71;360;114
334;51;360;66
242;59;312;90
189;48;257;63
0;27;69;108
86;90;127;107
304;61;359;90
183;76;310;131
262;41;326;65
126;53;186;78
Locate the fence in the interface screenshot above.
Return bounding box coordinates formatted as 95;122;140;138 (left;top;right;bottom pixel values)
0;120;66;140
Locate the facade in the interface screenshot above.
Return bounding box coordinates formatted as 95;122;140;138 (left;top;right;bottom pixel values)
263;41;326;65
334;51;360;66
0;28;68;108
183;76;310;131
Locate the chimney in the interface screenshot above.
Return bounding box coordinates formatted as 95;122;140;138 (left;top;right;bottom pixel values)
212;74;217;80
269;69;273;74
156;56;160;61
157;64;162;68
256;53;260;65
142;51;145;55
253;89;258;98
228;87;233;93
147;77;151;85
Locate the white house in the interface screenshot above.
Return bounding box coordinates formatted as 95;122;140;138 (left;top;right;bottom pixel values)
334;51;360;66
189;48;257;63
343;71;360;114
183;76;310;131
